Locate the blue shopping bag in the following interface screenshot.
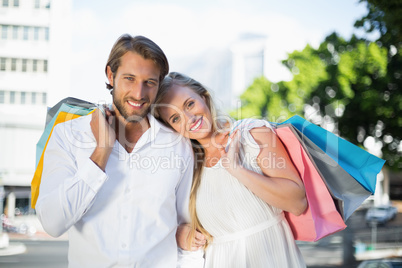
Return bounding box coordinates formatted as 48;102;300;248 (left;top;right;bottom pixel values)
279;115;386;194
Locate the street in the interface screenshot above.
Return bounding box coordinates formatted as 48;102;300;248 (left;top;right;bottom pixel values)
0;240;68;268
0;209;401;268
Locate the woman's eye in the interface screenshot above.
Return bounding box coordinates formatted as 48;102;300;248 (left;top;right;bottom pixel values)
172;116;180;124
187;101;194;108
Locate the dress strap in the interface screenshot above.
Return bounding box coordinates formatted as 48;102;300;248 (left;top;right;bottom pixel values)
212;213;285;244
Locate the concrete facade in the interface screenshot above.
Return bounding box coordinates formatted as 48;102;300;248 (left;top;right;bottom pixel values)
0;0;71;218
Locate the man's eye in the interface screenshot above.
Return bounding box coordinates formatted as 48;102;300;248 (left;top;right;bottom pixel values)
147;80;157;86
125;77;134;81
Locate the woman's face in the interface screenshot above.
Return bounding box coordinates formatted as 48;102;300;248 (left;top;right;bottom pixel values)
159;85;213;141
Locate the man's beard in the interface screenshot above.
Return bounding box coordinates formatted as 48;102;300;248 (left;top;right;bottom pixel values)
112;91;150;123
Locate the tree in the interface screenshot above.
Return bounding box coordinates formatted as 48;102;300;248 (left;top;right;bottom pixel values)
353;0;402;169
235;2;402;169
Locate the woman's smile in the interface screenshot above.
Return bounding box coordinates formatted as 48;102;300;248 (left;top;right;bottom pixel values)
189;116;203;131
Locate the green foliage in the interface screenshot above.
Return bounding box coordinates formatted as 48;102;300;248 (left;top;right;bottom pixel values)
355;0;402;45
234;2;402;169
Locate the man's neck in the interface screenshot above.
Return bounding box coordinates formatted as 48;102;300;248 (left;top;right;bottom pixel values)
114;115;151;153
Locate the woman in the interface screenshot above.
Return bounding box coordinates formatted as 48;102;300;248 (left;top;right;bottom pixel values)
154;72;307;267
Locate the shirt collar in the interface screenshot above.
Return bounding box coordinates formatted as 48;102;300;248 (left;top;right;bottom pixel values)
148;113;173;134
71;113;174;148
147;113;175;145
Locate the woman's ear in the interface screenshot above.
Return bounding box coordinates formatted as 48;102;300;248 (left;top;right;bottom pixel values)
106;66;114;87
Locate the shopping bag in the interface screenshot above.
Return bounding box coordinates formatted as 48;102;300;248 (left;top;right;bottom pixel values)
286;125;372;220
45;97;96;126
35;103;94;168
276;125;347;241
31;98;98;209
279;115;386;194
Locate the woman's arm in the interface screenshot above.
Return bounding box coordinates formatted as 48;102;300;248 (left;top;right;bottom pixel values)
222;127;307;216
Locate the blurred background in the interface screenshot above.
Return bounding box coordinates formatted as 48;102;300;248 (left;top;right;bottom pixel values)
0;0;401;267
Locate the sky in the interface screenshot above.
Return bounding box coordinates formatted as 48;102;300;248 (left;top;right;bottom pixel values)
69;0;371;104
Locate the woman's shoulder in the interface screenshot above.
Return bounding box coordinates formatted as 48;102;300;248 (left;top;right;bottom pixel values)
230;118;274;135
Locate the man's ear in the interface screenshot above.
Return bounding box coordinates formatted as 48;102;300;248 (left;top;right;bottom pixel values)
106;66;114;87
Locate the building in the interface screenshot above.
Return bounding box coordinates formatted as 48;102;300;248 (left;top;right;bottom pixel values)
180;34;268;113
230;33;267;110
0;0;71;220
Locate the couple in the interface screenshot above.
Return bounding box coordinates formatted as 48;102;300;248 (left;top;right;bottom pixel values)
36;34;307;267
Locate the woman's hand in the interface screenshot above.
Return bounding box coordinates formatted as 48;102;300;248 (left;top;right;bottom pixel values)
218;130;243;174
176;224;207;251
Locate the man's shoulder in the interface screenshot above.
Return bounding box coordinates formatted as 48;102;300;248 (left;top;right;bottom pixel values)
52;113;92;137
155;128;193;154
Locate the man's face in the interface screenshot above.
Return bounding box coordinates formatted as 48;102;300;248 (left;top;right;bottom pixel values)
107;52;160;123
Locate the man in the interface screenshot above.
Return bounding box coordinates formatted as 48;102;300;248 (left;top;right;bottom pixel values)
35;34;202;267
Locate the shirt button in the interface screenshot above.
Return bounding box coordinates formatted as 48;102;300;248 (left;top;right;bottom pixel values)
123;215;128;220
125;188;130;194
122;243;126;248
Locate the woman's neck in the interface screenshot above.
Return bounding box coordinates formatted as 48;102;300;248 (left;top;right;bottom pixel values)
199;132;229;167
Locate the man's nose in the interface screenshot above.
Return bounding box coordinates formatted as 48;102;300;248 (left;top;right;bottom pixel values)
130;83;145;100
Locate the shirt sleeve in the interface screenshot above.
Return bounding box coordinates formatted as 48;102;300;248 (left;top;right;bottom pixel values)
177;248;204;268
35;121;108;237
175;140;194;225
174;140;205;266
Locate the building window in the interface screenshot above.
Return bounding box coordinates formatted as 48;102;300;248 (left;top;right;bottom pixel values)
2;0;9;7
0;58;6;71
1;25;8;39
20;91;26;104
11;58;17;71
34;0;40;9
12;25;19;39
0;57;48;73
23;26;29;40
44;27;49;41
32;60;37;72
1;25;50;41
22;59;27;72
31;92;36;104
13;0;18;7
34;27;39;41
10;91;15;104
42;92;47;105
0;91;47;105
0;91;4;104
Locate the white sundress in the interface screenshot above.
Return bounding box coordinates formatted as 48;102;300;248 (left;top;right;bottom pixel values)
196;119;306;268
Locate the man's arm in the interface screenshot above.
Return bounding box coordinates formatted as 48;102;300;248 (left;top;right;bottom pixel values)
35;115;110;237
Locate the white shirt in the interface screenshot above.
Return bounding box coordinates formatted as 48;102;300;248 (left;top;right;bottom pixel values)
36;114;199;268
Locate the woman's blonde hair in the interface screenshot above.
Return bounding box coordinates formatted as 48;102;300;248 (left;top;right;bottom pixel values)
154;72;231;248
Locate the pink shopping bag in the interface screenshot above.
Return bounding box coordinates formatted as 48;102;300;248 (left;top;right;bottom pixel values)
276;125;347;242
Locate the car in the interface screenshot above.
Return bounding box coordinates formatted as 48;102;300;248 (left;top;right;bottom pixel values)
357;258;402;267
365;205;398;226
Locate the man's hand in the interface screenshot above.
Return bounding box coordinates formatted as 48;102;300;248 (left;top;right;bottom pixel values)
176;224;207;251
90;108;116;171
